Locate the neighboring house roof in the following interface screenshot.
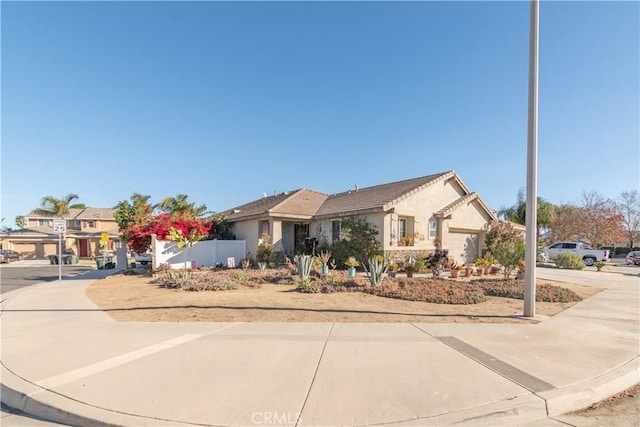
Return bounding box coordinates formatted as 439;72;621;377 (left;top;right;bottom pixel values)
24;208;84;220
222;170;496;223
75;208;115;220
224;189;328;221
23;208;115;221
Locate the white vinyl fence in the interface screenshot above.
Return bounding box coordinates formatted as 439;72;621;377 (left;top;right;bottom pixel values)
152;239;246;269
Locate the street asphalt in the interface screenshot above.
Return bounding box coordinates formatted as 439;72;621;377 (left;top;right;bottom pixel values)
0;264;638;426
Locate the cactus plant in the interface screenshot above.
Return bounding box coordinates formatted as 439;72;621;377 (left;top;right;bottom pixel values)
362;255;387;286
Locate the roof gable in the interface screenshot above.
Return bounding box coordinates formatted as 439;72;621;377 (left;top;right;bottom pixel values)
223;189;328;221
315;172;452;218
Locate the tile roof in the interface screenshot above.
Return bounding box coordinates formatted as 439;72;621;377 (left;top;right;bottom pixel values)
220;170;497;222
435;192;497;221
24;208;115;220
75;208;115;220
315;172;452;217
224;189;328;221
25;208;84;220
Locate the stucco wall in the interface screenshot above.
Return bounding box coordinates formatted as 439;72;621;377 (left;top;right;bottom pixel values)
233;220;258;257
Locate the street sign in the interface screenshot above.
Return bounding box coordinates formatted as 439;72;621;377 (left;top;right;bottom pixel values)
53;219;66;233
101;232;109;242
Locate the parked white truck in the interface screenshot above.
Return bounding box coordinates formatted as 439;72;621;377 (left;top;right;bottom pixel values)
542;242;610;266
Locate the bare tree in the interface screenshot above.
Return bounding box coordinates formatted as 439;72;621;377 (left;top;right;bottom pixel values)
549;191;624;248
616;190;640;248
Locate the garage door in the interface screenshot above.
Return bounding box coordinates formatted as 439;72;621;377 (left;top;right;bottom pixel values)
448;232;479;265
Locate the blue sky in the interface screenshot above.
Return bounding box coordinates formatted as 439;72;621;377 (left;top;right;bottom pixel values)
1;1;638;228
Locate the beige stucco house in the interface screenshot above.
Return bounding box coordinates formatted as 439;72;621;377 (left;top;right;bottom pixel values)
222;170;496;264
1;208;122;259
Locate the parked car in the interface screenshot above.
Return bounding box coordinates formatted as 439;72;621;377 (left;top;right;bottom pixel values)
542;242;610;267
134;251;152;265
0;249;22;263
625;251;640;265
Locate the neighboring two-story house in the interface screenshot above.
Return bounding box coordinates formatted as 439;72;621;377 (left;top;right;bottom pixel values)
1;208;121;259
222;170;497;264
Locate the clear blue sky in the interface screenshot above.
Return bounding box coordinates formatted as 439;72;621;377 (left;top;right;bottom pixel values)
2;1;638;228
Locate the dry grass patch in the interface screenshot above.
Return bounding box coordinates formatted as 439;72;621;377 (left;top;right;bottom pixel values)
85;268;601;323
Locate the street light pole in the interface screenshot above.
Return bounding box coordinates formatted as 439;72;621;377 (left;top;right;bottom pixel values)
524;0;539;317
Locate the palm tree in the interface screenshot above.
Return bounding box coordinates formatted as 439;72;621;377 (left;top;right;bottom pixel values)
34;194;80;218
15;215;25;229
156;194;207;218
498;189;556;240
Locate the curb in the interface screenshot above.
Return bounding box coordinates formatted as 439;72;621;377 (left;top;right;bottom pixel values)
541;356;640;416
1;363;185;427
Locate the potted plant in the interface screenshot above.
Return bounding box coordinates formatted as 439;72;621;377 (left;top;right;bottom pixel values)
387;261;398;277
413;256;427;273
464;263;473;278
345;256;359;277
516;260;525;279
475;258;490;276
316;250;332;275
450;263;463;279
257;233;276;267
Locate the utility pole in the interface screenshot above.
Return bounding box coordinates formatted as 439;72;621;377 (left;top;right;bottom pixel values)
524;0;539;317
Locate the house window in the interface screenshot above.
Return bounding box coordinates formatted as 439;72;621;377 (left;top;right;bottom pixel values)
258;221;270;237
429;220;437;238
75;220;81;227
38;219;52;226
87;220;95;228
398;219;407;238
331;220;341;242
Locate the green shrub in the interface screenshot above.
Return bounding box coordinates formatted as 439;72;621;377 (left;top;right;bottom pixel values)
553;253;586;270
595;261;606;271
490;236;525;278
328;217;380;269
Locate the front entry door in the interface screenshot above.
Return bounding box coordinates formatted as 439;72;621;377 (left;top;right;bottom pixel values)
79;239;89;257
294;223;311;254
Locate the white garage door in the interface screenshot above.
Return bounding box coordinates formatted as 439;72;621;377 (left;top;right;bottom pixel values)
448;233;479;265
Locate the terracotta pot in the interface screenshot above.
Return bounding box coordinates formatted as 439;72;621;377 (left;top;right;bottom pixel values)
464;267;472;277
406;270;413;278
450;269;460;278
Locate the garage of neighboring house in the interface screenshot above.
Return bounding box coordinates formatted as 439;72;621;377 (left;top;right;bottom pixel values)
448;231;480;265
12;242;58;259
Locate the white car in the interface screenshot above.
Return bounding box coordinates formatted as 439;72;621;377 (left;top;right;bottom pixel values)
134;252;152;265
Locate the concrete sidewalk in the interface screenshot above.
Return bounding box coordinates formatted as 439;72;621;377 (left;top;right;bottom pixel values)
1;269;638;426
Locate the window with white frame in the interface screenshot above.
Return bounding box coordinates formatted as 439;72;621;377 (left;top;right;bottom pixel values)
75;220;81;228
398;218;407;238
429;220;437;238
331;220;341;242
38;219;52;226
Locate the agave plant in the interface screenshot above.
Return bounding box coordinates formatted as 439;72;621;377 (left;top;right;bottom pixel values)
362;256;387;286
294;254;313;279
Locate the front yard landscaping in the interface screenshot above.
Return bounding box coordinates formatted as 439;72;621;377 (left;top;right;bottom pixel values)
85;267;600;323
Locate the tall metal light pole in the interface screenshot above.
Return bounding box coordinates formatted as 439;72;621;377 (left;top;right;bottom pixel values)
524;0;539;317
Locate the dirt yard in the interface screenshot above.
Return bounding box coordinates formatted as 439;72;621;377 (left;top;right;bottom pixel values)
86;270;601;323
